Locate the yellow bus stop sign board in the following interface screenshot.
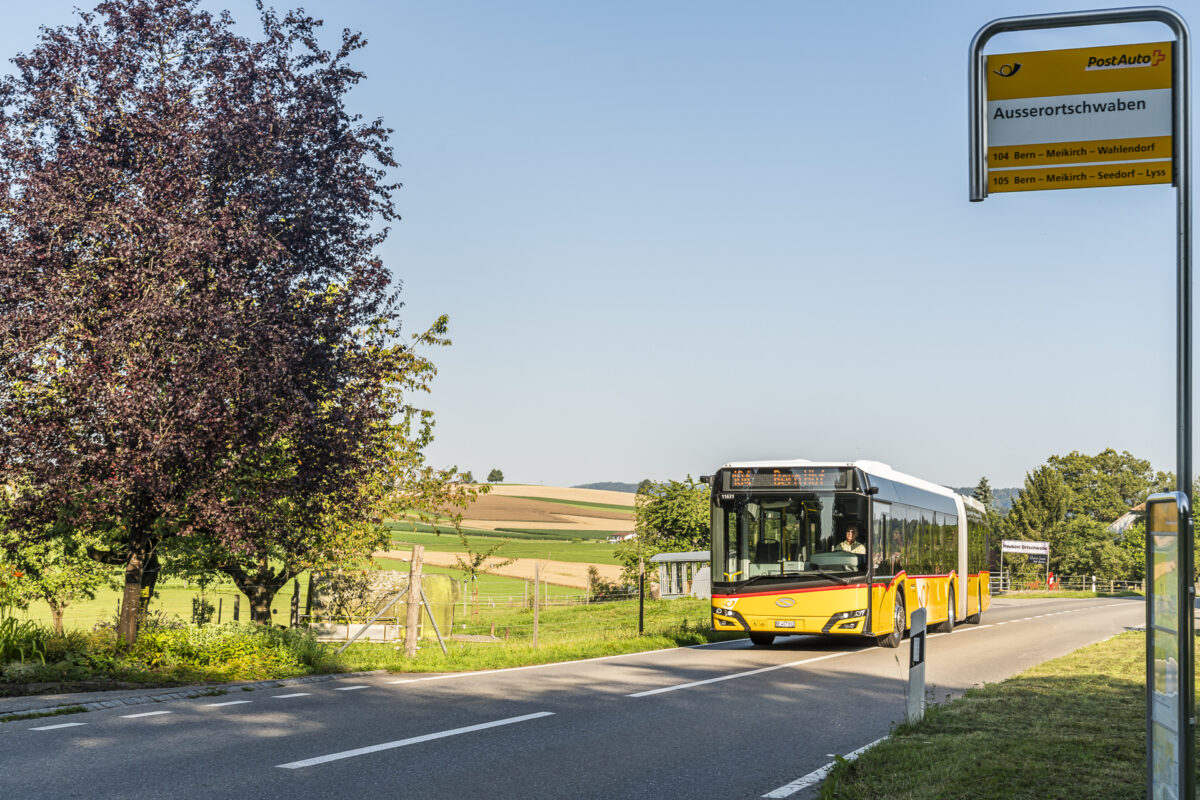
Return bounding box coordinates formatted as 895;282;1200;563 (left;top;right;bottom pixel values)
987;42;1173;192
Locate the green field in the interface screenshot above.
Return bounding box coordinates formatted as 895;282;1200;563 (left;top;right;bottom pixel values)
385;519;622;543
388;530;621;565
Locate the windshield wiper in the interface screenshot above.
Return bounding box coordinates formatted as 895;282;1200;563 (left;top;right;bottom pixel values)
809;569;849;585
738;570;849;588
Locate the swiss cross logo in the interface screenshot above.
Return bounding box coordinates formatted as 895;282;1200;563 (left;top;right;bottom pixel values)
1152;48;1166;66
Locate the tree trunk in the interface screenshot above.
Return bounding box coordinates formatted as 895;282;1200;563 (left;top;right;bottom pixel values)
118;545;147;646
245;582;278;625
138;550;161;618
221;557;291;626
49;602;65;636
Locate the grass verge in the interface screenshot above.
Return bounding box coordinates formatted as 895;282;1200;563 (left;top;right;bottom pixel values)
5;597;735;692
819;630;1190;799
0;705;87;723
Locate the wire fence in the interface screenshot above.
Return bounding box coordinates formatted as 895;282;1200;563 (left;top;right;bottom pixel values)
990;573;1146;594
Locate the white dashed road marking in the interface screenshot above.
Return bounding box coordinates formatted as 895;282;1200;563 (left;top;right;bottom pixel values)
205;700;253;707
272;693;311;699
275;711;556;769
334;686;368;691
628;652;850;698
30;722;87;731
121;710;172;718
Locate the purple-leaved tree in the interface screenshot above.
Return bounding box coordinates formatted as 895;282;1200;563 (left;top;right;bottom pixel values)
0;0;426;643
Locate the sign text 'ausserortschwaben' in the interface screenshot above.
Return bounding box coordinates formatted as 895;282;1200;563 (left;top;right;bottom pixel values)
987;41;1173;192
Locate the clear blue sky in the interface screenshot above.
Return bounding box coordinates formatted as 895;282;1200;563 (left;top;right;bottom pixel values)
6;1;1200;489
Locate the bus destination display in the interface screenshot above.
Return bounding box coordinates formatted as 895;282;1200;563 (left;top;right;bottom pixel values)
723;467;849;491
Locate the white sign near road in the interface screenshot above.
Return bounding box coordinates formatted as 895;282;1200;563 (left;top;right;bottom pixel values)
1001;539;1050;555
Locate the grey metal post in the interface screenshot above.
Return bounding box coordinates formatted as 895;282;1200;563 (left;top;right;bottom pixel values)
419;586;449;656
971;10;1191;798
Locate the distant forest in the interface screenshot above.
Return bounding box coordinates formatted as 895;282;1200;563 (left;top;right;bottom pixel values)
578;480;1019;511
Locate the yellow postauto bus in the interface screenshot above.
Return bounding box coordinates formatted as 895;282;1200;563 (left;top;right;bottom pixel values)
706;460;990;648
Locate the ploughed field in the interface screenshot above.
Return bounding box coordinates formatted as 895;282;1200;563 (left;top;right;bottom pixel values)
435;484;636;534
383;485;637;588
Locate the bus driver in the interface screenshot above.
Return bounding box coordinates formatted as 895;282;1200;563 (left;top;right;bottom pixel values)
836;525;866;555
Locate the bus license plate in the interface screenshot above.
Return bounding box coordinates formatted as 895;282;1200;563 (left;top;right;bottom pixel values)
775;620;796;628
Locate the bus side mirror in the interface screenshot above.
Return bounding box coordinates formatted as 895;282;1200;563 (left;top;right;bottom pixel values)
700;475;712;485
868;486;880;495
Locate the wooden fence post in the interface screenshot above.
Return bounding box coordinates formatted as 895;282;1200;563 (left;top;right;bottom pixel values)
405;545;425;658
290;579;300;627
533;562;540;649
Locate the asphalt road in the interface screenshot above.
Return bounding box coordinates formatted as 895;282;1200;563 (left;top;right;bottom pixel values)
0;596;1147;800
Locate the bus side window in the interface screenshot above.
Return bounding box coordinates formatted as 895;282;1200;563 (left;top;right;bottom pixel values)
889;506;906;575
872;502;889;574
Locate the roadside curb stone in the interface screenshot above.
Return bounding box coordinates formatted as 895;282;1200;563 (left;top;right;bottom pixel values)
0;669;387;721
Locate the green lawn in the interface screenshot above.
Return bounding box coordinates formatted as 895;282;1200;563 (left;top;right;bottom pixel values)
819;630;1192;799
371;557;587;601
335;596;733;674
15;578;310;631
389;530;621;564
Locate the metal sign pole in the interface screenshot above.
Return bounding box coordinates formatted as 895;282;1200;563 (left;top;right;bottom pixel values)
971;10;1191;798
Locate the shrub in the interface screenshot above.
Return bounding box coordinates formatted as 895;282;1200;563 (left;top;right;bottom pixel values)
0;614;48;664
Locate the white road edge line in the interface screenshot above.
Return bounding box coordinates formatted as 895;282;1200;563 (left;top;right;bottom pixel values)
627;652;849;698
121;710;172;718
762;736;887;798
205;700;253;707
334;686;369;691
276;711;555;769
30;722;87;731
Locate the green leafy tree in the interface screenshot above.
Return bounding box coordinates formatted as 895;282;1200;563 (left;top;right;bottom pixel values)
15;539;115;635
1047;449;1171;523
1052;517;1134;578
1117;521;1146;581
487;469;504;483
462;471;475;484
636;479;653;495
618;477;710;582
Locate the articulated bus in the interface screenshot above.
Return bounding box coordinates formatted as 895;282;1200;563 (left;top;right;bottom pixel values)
706;460;989;648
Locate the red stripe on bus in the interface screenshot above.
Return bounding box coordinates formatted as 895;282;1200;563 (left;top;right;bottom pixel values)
712;584;863;600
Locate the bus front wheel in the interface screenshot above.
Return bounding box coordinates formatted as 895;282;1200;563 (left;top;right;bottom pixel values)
749;633;776;646
877;590;904;648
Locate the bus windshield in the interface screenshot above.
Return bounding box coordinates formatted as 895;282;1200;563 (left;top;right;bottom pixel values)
713;492;869;583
